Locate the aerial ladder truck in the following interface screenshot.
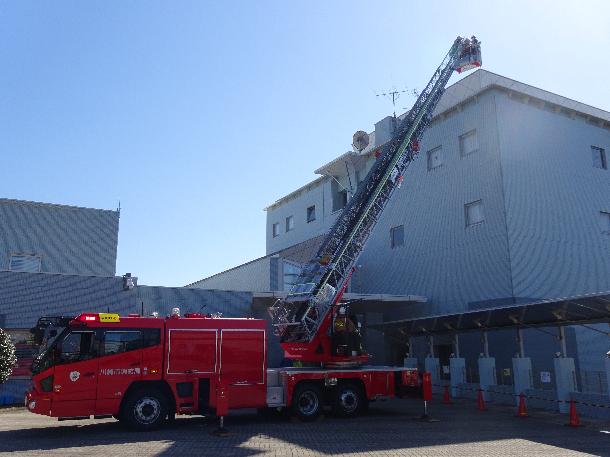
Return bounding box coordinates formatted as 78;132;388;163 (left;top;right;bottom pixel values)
25;37;481;429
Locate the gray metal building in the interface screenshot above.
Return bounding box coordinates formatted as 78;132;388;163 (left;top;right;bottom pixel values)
0;199;120;277
0;198;253;330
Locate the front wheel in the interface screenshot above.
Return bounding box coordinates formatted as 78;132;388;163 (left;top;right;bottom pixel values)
291;383;323;421
122;389;169;431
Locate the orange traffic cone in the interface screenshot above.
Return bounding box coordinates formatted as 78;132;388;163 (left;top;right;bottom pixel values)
516;392;529;418
566;400;581;427
477;388;487;411
443;385;452;405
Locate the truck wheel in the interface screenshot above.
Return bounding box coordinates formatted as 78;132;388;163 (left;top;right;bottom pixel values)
291;383;323;421
123;389;168;431
332;383;364;418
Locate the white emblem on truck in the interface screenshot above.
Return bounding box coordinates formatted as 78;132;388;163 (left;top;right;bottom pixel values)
69;371;80;382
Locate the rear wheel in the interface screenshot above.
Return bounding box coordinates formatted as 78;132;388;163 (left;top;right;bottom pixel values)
332;383;365;418
122;389;168;431
291;383;323;421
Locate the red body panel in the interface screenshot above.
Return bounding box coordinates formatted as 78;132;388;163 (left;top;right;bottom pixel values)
51;357;98;417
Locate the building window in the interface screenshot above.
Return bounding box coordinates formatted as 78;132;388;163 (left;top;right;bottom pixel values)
465;200;484;226
272;222;280;238
459;130;478;156
282;260;303;292
9;253;41;272
592;146;607;170
427;146;443;170
331;179;348;212
307;205;316;223
600;211;610;232
285;215;294;232
390;225;404;248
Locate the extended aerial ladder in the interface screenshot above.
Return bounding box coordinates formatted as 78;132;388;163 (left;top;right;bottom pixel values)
270;36;481;366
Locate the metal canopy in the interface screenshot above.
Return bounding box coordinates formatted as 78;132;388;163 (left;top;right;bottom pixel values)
253;291;427;314
372;291;610;337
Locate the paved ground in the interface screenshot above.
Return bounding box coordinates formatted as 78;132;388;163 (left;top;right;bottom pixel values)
0;399;609;456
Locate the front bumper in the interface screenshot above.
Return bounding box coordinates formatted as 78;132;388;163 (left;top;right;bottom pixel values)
25;390;51;416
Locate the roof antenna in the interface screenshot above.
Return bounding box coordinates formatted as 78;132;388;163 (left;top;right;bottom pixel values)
117;200;121;215
376;87;408;118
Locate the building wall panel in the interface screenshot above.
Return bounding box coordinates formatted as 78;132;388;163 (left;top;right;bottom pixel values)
189;256;272;293
0;200;119;277
496;94;610;299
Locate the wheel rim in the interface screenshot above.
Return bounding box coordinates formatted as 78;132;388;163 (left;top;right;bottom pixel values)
298;390;319;416
134;396;161;424
339;389;358;413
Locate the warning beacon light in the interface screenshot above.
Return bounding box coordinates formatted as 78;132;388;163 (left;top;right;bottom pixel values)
455;36;482;73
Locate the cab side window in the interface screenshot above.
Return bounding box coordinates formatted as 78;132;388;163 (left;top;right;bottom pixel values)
103;331;141;355
58;331;95;363
142;329;161;348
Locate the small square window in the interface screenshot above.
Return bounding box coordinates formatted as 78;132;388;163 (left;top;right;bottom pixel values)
459;130;478;156
592;146;607;170
9;254;41;272
272;223;280;238
427;146;443;170
600;211;610;231
307;205;316;223
465;200;484;226
390;225;404;248
285;215;294;232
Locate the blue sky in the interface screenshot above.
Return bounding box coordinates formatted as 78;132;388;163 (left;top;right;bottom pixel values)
1;1;609;286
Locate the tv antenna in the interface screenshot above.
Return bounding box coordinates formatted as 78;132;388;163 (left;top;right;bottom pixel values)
376;88;408;117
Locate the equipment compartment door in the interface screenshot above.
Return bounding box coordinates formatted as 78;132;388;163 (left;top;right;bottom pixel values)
167;329;217;375
220;329;266;408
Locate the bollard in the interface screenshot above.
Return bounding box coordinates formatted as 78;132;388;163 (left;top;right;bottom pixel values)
516;392;529;418
422;372;432;403
566;400;581;428
414;372;439;422
443;385;452;405
477;388;487;411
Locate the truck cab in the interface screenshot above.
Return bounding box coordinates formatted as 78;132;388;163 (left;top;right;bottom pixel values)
26;311;268;430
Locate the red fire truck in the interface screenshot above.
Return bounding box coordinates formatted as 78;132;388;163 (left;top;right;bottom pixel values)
25;36;481;430
26;311;419;430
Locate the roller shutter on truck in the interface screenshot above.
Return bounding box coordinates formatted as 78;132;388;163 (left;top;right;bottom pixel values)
167;329;217;374
219;329;266;408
